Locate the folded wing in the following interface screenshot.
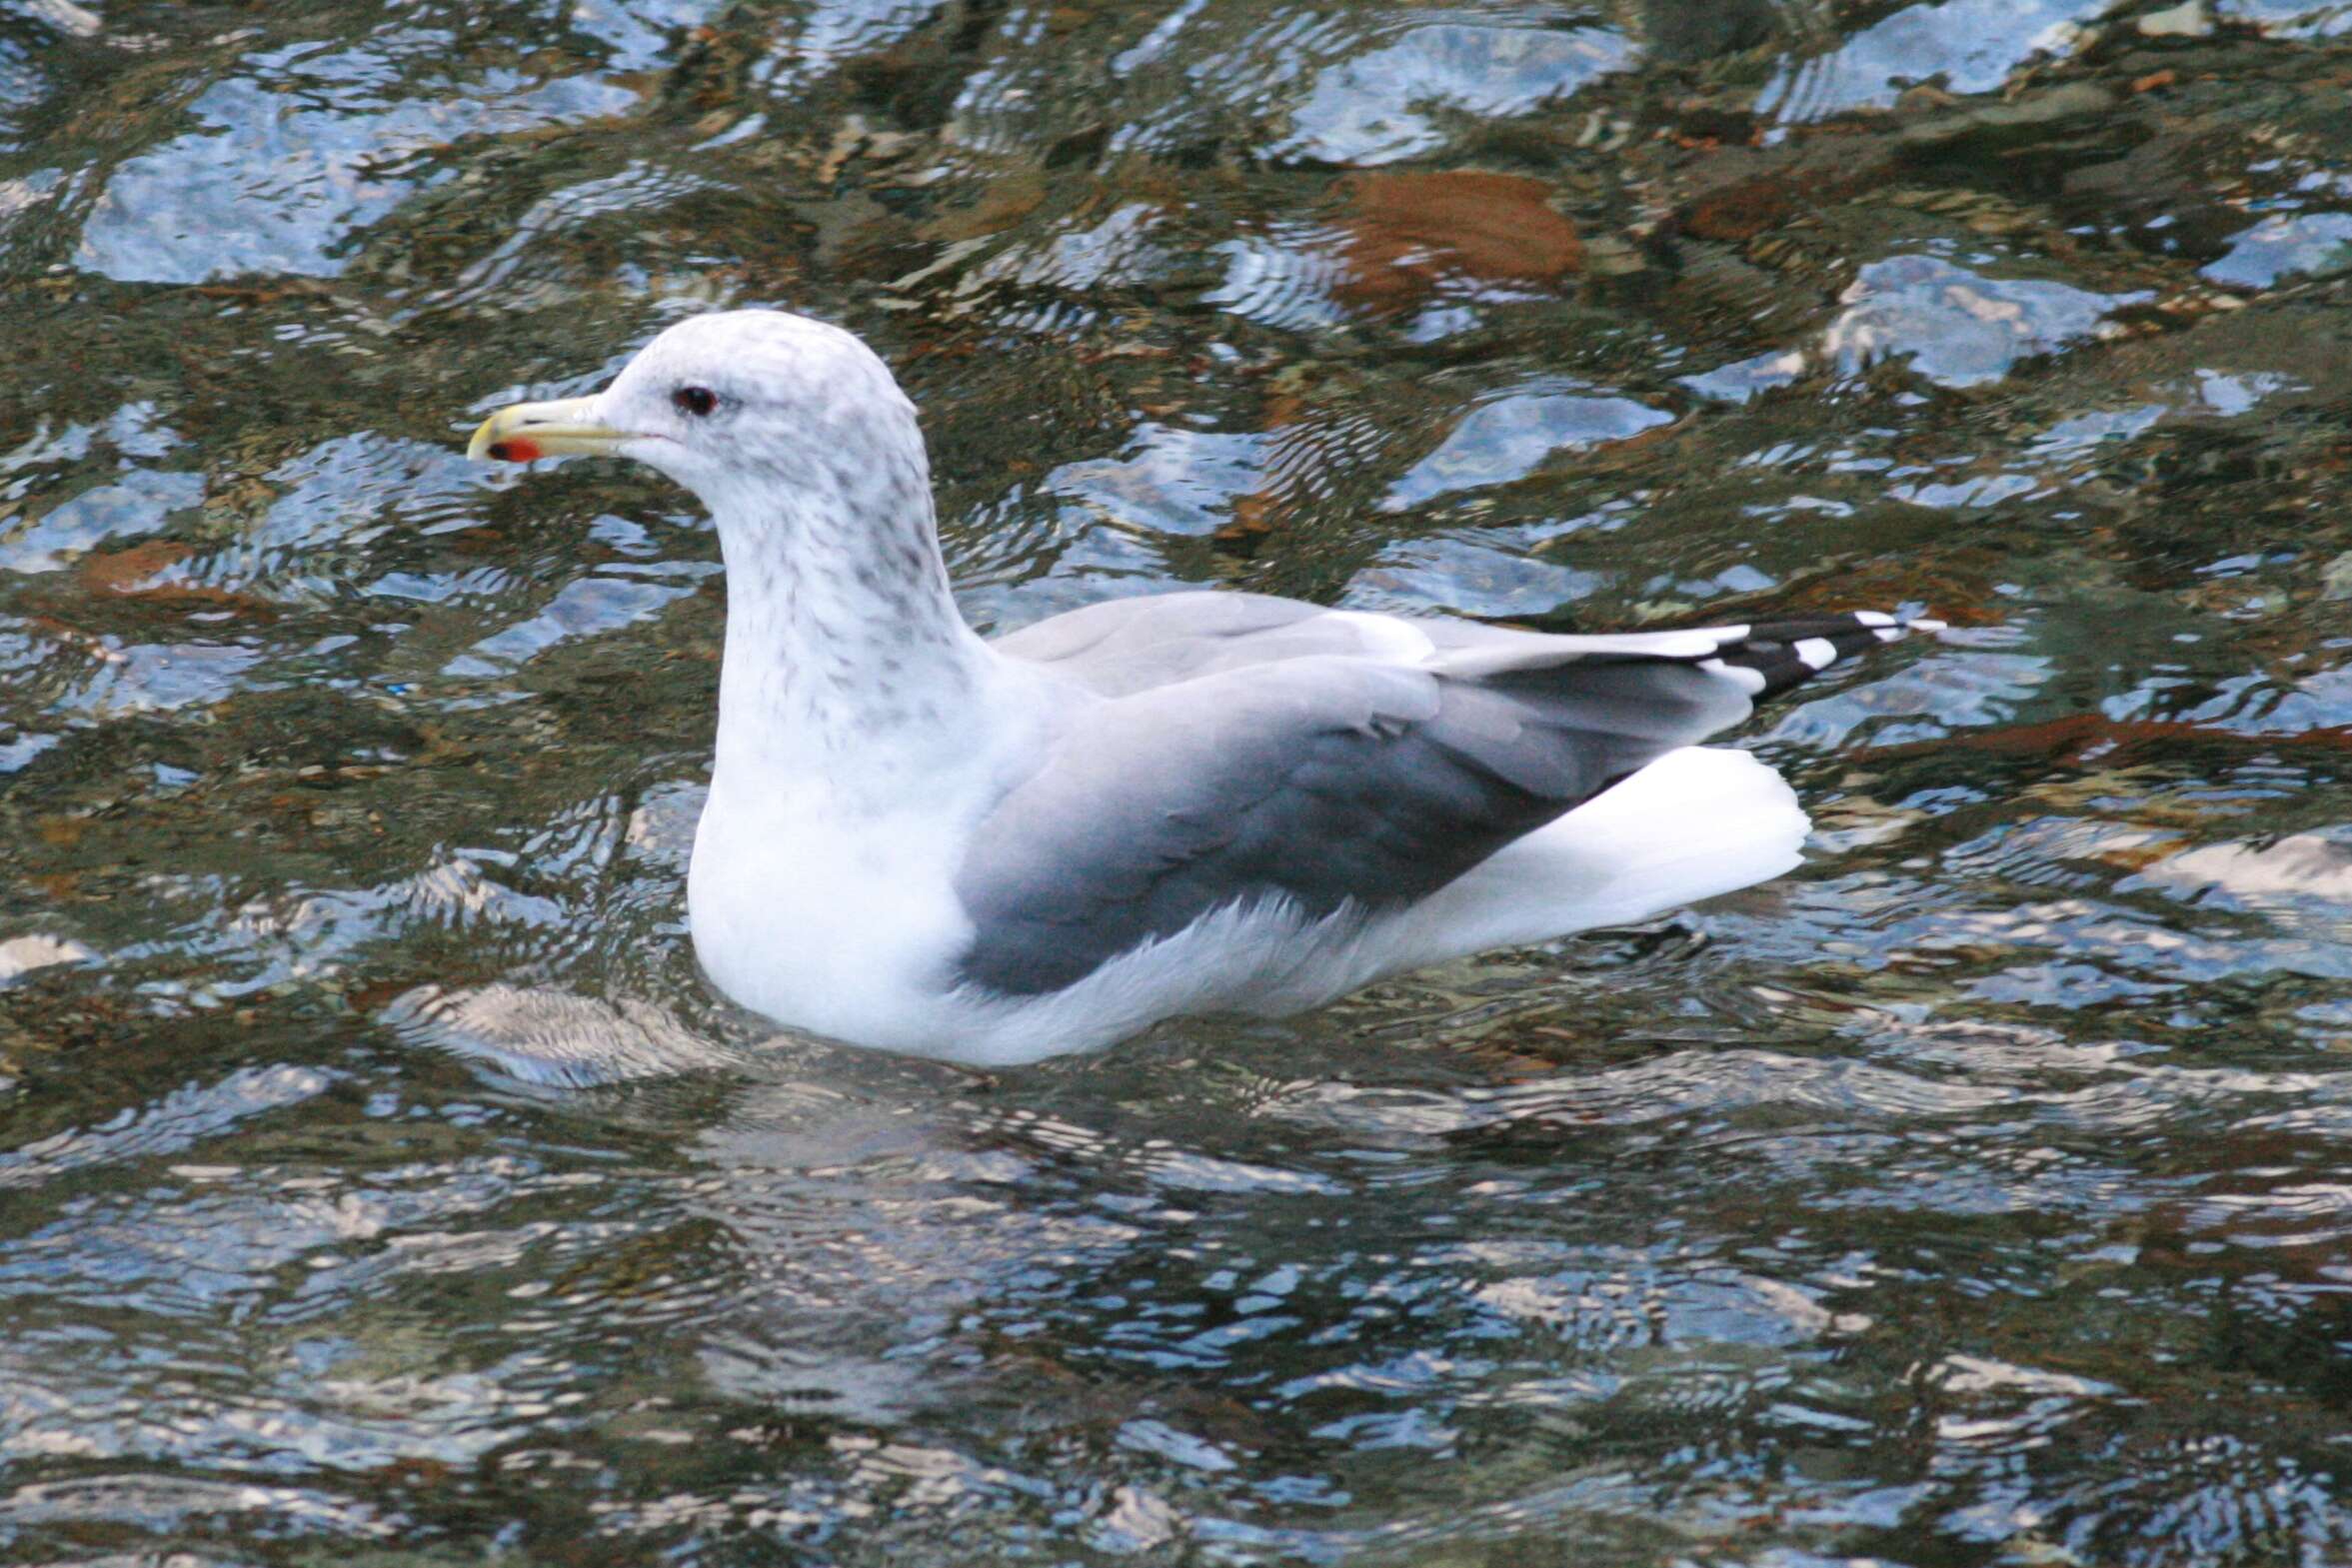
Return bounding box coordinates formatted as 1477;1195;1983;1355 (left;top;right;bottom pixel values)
954;611;1932;995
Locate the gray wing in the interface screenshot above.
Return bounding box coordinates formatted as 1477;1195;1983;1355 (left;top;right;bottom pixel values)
956;610;1930;995
991;590;1531;696
990;591;1355;696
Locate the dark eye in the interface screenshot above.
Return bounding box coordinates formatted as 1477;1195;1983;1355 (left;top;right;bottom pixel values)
672;385;719;418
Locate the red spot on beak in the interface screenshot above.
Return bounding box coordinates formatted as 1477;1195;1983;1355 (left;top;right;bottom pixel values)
489;437;543;463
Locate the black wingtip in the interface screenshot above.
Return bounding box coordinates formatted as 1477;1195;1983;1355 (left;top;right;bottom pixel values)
1698;610;1940;702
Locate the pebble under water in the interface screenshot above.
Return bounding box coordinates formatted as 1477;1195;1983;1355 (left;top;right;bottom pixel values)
4;0;2352;1563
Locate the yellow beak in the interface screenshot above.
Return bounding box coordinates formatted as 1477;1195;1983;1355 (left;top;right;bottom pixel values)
466;396;633;463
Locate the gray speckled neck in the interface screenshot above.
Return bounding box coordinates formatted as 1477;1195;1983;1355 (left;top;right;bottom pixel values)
704;411;997;798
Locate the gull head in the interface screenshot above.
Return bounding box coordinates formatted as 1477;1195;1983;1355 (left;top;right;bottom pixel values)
466;309;924;520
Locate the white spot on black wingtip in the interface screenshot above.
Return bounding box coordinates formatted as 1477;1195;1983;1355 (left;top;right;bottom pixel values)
1685;609;1937;704
1698;656;1769;697
1868;611;1945;642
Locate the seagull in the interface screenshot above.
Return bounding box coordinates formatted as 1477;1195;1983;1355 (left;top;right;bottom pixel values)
467;309;1937;1065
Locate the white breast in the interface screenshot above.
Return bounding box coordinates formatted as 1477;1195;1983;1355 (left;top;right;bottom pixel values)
687;777;981;1050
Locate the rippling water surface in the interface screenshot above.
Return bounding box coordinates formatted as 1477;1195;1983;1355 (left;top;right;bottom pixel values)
5;0;2352;1562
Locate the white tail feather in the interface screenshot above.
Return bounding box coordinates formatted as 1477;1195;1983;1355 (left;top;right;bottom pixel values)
1383;747;1810;961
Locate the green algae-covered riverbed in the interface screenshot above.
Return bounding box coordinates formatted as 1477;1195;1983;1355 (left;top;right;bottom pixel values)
5;1;2352;1562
